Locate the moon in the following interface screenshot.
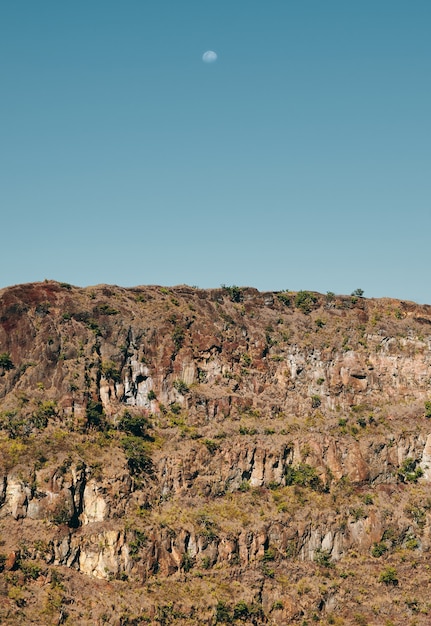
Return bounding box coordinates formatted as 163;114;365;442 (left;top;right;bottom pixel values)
202;50;218;63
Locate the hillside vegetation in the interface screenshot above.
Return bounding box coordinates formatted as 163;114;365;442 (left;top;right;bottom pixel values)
1;281;431;625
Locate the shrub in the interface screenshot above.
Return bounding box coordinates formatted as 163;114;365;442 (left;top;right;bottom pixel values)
351;288;364;298
201;556;212;569
285;463;323;491
311;395;321;409
314;548;333;568
32;401;57;429
277;292;291;306
221;285;243;303
241;353;252;366
101;360;121;382
295;291;317;314
233;602;263;621
97;303;119;315
128;530;147;559
85;399;106;430
147;390;157;401
173;379;189;395
262;548;276;562
405;536;419;550
181;551;195;572
215;601;231;623
121;436;151;475
172;325;185;352
50;499;73;525
262;562;275;578
19;560;42;581
0;353;14;370
351;507;366;521
379;566;398;585
203;439;219;454
169;402;182;415
0;410;28;438
118;411;151;438
398;458;423;483
425;401;431;419
404;504;426;527
371;542;388;558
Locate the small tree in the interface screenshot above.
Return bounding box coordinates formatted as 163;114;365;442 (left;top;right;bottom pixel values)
351;288;364;298
0;353;14;371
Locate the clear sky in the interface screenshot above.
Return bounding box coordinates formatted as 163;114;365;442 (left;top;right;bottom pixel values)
1;1;430;302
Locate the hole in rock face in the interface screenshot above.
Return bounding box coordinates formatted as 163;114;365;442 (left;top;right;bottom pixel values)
135;374;147;384
351;373;366;380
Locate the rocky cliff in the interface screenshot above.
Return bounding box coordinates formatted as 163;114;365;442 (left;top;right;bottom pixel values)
1;281;431;625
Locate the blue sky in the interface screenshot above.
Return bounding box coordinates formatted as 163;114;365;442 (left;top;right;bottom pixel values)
1;1;430;302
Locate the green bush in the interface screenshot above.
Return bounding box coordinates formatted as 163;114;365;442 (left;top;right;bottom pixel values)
172;325;185;351
128;530;147;559
215;601;232;623
147;390;157;401
311;395;321;409
33;400;57;429
50;499;73;526
173;379;189;395
19;560;42;581
97;303;119;315
0;353;14;370
379;566;398;585
314;548;333;568
85;399;106;430
232;601;263;621
371;542;388;558
221;285;243;303
101;360;121;382
405;536;419;550
203;439;219;454
398;458;423;483
295;291;317;314
277;292;291;306
118;411;151;438
121;435;152;476
262;548;276;562
425;401;431;418
181;551;195;572
285;463;323;491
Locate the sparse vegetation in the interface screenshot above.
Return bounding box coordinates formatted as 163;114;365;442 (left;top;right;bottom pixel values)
295;291;317;314
1;282;431;625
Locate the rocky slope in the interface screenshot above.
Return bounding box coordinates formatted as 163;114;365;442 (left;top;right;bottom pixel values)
1;281;431;625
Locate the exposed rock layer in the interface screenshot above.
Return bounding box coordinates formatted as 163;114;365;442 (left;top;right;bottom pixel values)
1;282;431;624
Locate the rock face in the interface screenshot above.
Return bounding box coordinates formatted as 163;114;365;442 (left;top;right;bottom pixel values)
1;281;431;625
